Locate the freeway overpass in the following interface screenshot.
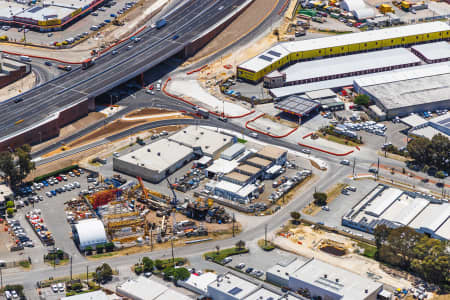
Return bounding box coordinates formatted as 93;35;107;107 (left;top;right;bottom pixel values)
0;0;253;151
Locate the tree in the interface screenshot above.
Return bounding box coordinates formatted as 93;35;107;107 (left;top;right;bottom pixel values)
96;244;104;253
173;267;191;281
235;240;246;251
435;171;445;179
105;242;114;252
6;200;14;208
407;137;431;163
290;211;301;224
15;145;34;183
6;207;14;217
373;224;391;251
0;151;19;187
142;257;153;272
354;94;370;106
155;259;164;270
95;263;113;283
162;266;175;280
384;227;421;269
313;192;327;206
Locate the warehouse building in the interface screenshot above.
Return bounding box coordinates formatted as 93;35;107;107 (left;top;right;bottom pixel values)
221;143;246;160
0;0;106;31
354;63;450;119
169;126;234;157
411;41;450;63
205;180;258;204
238;21;450;82
72;219;107;251
264;48;421;88
401;113;450;140
342;184;450;240
113;139;194;183
116;276;192;300
255;145;288;165
288;259;383;300
340;0;376;20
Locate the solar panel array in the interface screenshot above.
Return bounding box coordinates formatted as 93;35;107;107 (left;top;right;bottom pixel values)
437;117;450;128
259;55;273;62
268;50;281;57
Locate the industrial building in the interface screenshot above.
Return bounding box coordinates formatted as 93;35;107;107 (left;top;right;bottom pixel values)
0;0;106;31
168;126;234;157
72;218;107;251
411;41;450;63
221;143;246;160
113;139;194;183
340;0;376;20
205;180;258;203
178;272;218;295
237;21;450;82
354;63;450;119
342;184;450;240
116;276;192;300
275;95;321;121
287;258;383;300
61;290;110;300
264;48;421;88
401;113;450;140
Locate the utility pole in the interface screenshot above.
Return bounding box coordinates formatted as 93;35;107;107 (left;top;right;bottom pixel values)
377;158;380;181
70;256;73;282
0;267;3;289
150;228;153;251
352;158;356;177
86;265;89;285
170;237;175;266
232;213;235;238
265;224;268;247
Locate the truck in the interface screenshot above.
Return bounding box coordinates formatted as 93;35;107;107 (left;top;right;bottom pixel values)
81;58;95;70
57;65;72;71
155;19;167;29
197;108;209;119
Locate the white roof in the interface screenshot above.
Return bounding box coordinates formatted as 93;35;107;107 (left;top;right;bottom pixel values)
211;180;258;198
341;0;368;11
16;6;74;21
180;272;217;294
282;48;419;83
246;287;280;300
0;2;26;19
207;158;240;174
208;273;258;298
221;143;245;160
118;139;193;173
435;218;450;240
169;126;232;156
239;43;290;72
400;114;428;128
352;6;376;19
61;291;109;300
380;194;429;226
0;184;13;202
74;219;107;249
271;77;355;98
117;277;191;300
410;126;449;140
412;41;450;61
239;22;450;73
267;258;309;282
305;89;336;100
290;259;382;300
409;203;450;232
365;187;403;217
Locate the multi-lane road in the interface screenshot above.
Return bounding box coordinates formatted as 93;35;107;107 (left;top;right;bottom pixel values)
0;0;249;144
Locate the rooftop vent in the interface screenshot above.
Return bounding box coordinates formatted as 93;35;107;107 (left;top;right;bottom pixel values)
324;274;327;278
336;278;339;283
365;289;368;294
147;149;151;152
157;152;161;156
200;132;204;135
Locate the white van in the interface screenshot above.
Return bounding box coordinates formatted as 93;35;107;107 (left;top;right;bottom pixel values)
20;55;31;62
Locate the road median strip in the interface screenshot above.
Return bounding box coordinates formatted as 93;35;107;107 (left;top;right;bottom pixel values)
297;142;354;156
245;113;298;138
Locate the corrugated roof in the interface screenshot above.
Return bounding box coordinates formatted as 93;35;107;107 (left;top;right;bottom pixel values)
238;22;450;73
412;41;450;61
257;145;287;160
409;202;450;232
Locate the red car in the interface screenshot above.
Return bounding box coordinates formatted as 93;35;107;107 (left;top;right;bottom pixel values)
56;176;62;181
148;84;154;90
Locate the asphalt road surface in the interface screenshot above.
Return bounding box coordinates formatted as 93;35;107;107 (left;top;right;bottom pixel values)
0;0;248;141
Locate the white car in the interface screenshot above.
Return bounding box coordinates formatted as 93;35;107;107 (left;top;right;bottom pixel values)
45;191;52;197
57;283;64;292
51;284;58;293
301;149;311;154
73;182;80;188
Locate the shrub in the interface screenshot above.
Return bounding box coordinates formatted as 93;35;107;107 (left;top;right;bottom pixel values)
96;244;104;254
33;164;78;182
105;242;114;252
6;208;14;217
6;201;14;209
155;259;164;270
313;192;327;206
142;257;153;272
134;265;143;275
162;267;175;280
173;268;190;281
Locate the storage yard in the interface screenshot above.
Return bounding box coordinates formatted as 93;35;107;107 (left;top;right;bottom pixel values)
237;21;450;82
342;184;450;240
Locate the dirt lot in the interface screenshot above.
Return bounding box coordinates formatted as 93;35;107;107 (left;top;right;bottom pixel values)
0;222;13;254
275;224;413;289
32;112;106;153
303;183;347;216
187;0;280;63
125;108;172;118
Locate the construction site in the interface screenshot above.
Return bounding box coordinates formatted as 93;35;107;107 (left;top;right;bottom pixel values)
65;174;235;251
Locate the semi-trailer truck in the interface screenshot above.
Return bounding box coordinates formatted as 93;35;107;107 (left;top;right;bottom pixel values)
197;108;209;119
81;58;95;69
57;65;72;71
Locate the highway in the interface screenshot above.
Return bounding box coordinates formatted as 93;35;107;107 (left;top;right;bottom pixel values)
0;0;249;143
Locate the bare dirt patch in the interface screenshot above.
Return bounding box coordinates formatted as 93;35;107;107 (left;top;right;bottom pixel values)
125;107;173;118
187;0;279;63
32;112;106;153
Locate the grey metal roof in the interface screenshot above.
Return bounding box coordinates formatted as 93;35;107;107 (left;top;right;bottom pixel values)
412;41;450;61
275;96;320;116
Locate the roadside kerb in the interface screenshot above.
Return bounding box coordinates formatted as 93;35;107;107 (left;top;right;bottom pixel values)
298;142;354;156
186;64;208;75
302;132;314;139
245;113;298;138
163;77;255;119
